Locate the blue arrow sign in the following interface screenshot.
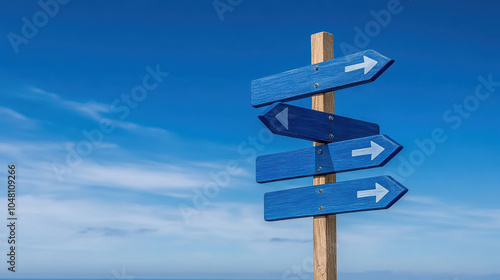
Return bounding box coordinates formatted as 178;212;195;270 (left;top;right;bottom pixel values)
256;134;402;183
251;50;394;107
259;102;380;143
264;176;407;221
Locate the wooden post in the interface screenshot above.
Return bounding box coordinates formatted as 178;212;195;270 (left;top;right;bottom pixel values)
311;32;337;280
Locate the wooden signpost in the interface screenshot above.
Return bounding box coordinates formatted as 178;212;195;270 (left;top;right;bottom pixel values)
250;32;407;280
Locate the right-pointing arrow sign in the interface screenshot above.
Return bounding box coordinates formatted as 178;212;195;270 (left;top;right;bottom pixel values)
264;176;408;221
256;134;402;183
251;49;394;107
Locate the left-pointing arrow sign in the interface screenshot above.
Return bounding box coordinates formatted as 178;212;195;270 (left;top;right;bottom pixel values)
264;176;408;221
256;134;402;183
251;49;394;108
259;103;380;143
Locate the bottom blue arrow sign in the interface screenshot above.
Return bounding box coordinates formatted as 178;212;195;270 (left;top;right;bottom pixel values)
264;176;407;221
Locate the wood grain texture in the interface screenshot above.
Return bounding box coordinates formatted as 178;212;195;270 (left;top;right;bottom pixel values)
258;102;380;143
250;49;394;107
256;134;403;183
311;31;336;280
313;212;335;280
264;176;408;221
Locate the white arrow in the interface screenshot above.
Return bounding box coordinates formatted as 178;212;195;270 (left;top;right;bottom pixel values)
275;107;289;130
344;55;378;75
351;141;384;160
357;183;389;203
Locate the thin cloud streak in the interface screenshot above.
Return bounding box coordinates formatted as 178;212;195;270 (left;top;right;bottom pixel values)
27;86;172;136
0;106;28;120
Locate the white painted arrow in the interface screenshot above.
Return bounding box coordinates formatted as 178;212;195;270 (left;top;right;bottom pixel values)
357;183;388;203
344;55;378;75
275;107;289;130
351;141;384;160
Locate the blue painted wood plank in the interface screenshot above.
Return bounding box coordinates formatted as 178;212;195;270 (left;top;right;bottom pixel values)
259;102;380;143
264;176;407;221
251;49;394;108
256;134;402;183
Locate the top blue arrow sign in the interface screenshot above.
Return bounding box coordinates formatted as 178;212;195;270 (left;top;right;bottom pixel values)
251;50;394;107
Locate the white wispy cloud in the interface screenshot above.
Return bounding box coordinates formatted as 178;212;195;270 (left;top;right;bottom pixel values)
0;105;41;129
0;140;248;195
394;195;500;233
0;106;27;120
13;195;309;251
27;86;171;136
29;86;111;118
63;161;209;191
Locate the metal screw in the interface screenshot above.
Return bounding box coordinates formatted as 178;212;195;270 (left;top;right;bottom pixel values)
317;149;322;155
314;65;319;71
329;134;334;139
329;115;334;121
319;206;323;211
318;189;323;194
314;83;319;88
317;166;322;172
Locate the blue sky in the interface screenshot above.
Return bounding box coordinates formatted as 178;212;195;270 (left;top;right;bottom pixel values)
1;0;500;279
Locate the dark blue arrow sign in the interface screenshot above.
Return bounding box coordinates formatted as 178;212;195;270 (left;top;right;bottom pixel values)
251;49;394;107
264;176;407;221
259;102;380;143
256;134;402;183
